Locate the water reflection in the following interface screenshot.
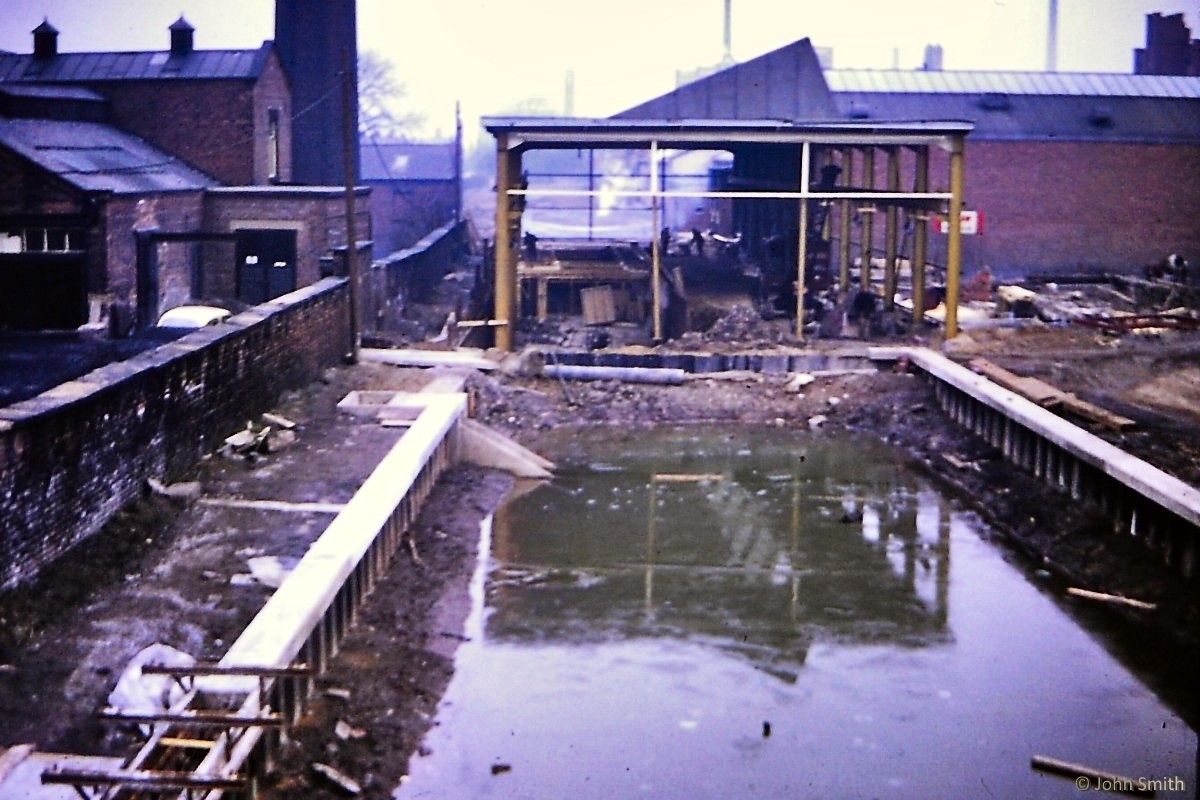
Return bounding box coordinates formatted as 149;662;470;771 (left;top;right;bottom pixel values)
397;428;1196;800
491;430;951;673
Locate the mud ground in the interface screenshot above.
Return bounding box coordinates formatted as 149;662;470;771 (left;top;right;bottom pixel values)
3;322;1199;796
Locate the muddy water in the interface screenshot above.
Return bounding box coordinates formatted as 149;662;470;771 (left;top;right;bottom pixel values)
396;428;1196;799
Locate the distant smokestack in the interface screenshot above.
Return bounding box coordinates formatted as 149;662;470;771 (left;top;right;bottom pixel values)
1047;0;1059;71
723;0;732;61
922;44;943;71
564;70;575;116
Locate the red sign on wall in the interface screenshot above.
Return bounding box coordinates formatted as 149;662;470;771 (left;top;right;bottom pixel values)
936;210;984;235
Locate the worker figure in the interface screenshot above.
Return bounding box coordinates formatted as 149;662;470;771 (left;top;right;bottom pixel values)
846;283;879;339
523;231;538;261
659;227;671;257
691;229;705;258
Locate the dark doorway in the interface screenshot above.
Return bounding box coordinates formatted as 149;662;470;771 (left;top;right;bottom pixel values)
235;229;297;305
0;253;88;330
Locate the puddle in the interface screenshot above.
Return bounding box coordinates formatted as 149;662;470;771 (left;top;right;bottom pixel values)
396;428;1196;799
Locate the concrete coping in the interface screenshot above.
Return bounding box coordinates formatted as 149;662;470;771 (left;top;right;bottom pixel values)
878;346;1200;528
0;279;349;426
216;392;466;683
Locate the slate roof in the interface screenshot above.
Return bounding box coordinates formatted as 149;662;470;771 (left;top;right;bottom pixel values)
359;141;456;182
613;38;1200;144
0;42;274;83
826;68;1200;143
0;117;215;193
825;69;1200;98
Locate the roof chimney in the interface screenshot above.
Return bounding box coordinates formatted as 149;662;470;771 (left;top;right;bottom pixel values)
169;16;195;57
32;18;58;59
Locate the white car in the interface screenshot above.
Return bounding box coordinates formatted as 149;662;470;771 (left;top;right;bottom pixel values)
157;305;231;328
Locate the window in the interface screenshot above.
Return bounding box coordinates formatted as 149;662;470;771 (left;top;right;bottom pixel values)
0;227;81;252
268;108;281;182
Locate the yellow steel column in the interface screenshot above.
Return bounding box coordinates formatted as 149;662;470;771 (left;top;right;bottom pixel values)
650;140;663;342
945;136;966;340
796;141;811;338
883;146;900;310
493;134;517;351
911;146;930;333
859;147;875;290
838;149;854;292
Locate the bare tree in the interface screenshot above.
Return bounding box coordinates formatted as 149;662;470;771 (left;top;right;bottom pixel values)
358;51;424;141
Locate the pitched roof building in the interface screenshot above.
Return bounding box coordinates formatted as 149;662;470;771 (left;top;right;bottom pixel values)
614;35;1200;278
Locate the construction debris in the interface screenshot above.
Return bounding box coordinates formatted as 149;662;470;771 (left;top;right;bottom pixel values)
146;477;202;502
106;644;196;734
261;412;297;430
969;359;1136;431
1066;587;1157;611
543;364;687;385
1030;755;1153;797
334;720;368;741
785;373;816;392
221;414;302;459
246;556;293;589
312;762;362;795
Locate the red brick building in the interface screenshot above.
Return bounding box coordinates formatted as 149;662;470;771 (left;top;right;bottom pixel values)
360;140;459;256
0;17;373;332
616;37;1200;281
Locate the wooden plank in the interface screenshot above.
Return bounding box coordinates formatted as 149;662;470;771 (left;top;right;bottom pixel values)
42;768;245;791
1030;755;1154;797
970;358;1135;430
141;663;312;679
969;359;1062;407
1066;587;1156;611
652;473;726;483
97;709;285;729
1057;393;1137;432
581;286;616;325
158;736;218;750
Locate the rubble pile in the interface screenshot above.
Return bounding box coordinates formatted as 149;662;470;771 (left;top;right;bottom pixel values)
704;304;786;345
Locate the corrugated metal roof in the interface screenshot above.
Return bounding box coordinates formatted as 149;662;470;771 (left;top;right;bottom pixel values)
615;39;840;122
829;92;1200;143
360;141;456;182
0;118;215;193
826;68;1200;99
0;43;271;83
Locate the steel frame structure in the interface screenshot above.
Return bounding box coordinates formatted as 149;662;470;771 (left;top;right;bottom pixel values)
485;117;972;349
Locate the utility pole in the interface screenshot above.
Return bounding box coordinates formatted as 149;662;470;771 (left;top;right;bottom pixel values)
342;48;360;363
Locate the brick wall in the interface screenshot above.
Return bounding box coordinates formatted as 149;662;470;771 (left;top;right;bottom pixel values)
366;180;457;257
202;188;372;300
828;139;1200;281
0;278;350;591
97;80;254;185
927;140;1200;278
364;220;466;331
104;192;207;315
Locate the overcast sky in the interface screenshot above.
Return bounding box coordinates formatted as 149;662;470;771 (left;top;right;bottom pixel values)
2;0;1196;141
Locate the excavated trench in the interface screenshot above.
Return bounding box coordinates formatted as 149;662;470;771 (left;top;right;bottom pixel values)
2;349;1198;798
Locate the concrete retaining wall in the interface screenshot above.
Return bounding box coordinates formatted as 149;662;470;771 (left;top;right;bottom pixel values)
0;278;351;591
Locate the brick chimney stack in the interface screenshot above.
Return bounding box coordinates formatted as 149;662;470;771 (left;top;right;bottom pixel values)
32;19;58;59
169;16;195;57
